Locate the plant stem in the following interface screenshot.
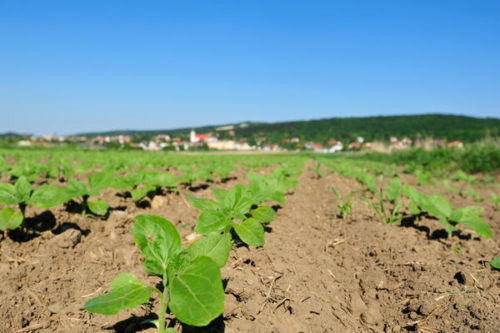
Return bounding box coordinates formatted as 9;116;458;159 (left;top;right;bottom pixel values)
18;202;26;227
82;195;89;217
153;286;169;333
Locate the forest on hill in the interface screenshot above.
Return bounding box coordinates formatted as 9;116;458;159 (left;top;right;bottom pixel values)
76;114;500;144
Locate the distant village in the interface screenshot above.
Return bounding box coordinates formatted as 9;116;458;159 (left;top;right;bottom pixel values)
14;124;465;153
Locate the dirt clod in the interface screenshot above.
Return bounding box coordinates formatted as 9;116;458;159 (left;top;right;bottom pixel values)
50;229;82;248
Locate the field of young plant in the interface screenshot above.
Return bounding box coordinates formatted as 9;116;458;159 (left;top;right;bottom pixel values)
0;148;499;332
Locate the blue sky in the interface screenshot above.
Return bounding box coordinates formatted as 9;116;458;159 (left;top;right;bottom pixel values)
1;1;499;135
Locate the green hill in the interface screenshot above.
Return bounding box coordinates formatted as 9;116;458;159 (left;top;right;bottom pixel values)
76;114;500;144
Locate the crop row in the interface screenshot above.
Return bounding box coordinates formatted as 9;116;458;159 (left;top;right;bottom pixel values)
82;160;304;332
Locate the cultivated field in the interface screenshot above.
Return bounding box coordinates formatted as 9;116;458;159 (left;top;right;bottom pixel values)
0;149;499;332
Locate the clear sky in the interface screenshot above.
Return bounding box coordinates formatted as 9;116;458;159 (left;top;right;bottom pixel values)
1;1;499;135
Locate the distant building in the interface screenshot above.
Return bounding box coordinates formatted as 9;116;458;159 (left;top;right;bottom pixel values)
402;137;412;145
329;141;343;152
216;125;234;131
207;140;236;150
190;130;216;143
448;141;464;149
17;140;32;147
348;142;361;150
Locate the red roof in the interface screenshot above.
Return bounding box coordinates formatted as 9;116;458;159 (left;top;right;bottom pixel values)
195;134;211;141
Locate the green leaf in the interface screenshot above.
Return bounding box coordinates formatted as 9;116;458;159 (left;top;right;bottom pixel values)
110;176;134;191
270;191;285;205
332;187;341;201
14;176;33;203
211;188;228;202
88;199;109;216
389;201;404;224
233;217;265;247
131;186;155;202
450;206;483;222
451;214;492;238
187;232;232;267
403;185;424;207
421;194;452;218
166;250;192;285
67;178;89;198
385;177;402;203
131;215;182;276
83;273;152;315
61;161;75;179
0;183;18;205
247;171;285;205
89;172;112;192
186;194;219;211
195;210;231;235
0;208;24;230
251;205;276;223
361;174;377;192
489;257;500;270
170;256;224;327
221;184;252;219
154;172;178;187
31;185;70;208
408;202;421;215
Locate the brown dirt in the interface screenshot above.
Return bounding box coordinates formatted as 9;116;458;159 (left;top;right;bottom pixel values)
0;161;499;332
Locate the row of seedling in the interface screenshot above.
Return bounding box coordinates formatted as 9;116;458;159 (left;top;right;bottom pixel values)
83;167;301;332
332;176;493;239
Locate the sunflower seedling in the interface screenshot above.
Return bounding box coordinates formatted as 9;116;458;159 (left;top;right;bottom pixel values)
404;186;492;238
0;177;69;231
63;173;110;216
0;177;33;230
187;184;276;247
84;215;226;332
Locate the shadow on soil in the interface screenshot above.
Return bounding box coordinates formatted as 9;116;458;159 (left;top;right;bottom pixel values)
7;210;92;242
52;222;90;236
400;215;472;240
109;314;158;333
7;210;56;242
220;176;237;183
188;183;211;192
180;316;225;333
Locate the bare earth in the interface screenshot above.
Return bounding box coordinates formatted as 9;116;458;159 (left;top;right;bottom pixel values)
1;162;499;332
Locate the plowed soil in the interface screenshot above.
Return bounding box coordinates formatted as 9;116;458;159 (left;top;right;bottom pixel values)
1;162;499;332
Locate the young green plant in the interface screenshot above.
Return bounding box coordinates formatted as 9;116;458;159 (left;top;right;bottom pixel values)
0;177;69;231
367;189;404;224
84;215;228;332
366;178;404;225
187;184;276;247
63;173;111;216
332;186;353;218
404;185;492;238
